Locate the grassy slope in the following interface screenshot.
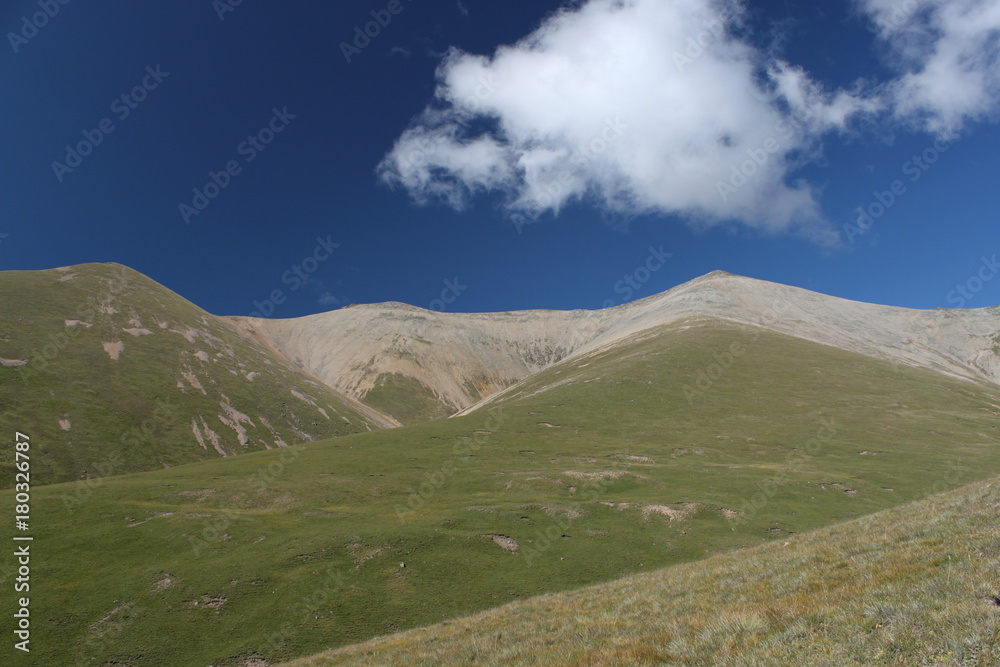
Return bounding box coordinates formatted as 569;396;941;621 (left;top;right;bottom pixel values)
362;372;455;425
288;474;1000;666
4;319;999;665
0;263;379;486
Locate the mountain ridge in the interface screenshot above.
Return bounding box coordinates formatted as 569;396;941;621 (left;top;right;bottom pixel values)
233;268;1000;423
4;262;998;470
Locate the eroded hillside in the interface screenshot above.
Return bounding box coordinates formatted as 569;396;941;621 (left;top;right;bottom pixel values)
0;263;392;484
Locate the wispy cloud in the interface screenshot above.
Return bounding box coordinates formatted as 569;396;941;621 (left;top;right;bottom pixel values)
858;0;1000;137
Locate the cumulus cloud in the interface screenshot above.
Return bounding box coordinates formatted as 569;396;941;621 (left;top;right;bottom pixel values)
377;0;923;238
858;0;1000;137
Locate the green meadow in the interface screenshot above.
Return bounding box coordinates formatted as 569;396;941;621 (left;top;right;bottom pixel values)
5;320;1000;665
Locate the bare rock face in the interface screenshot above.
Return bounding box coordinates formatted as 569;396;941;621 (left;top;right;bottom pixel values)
230;271;1000;424
229;303;620;423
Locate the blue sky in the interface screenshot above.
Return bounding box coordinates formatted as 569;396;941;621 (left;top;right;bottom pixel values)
2;0;999;317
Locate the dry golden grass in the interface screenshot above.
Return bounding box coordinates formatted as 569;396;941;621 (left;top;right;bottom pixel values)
285;476;1000;666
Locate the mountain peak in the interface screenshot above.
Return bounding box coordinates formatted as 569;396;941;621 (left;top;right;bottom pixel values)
701;269;735;279
683;269;745;286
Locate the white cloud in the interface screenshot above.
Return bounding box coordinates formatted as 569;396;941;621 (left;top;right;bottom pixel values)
859;0;1000;136
768;61;882;133
377;0;880;238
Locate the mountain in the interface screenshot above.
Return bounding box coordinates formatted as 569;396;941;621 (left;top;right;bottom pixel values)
226;302;605;424
3;263;1000;665
12;317;1000;666
6;263;997;476
0;263;392;485
237;270;1000;424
